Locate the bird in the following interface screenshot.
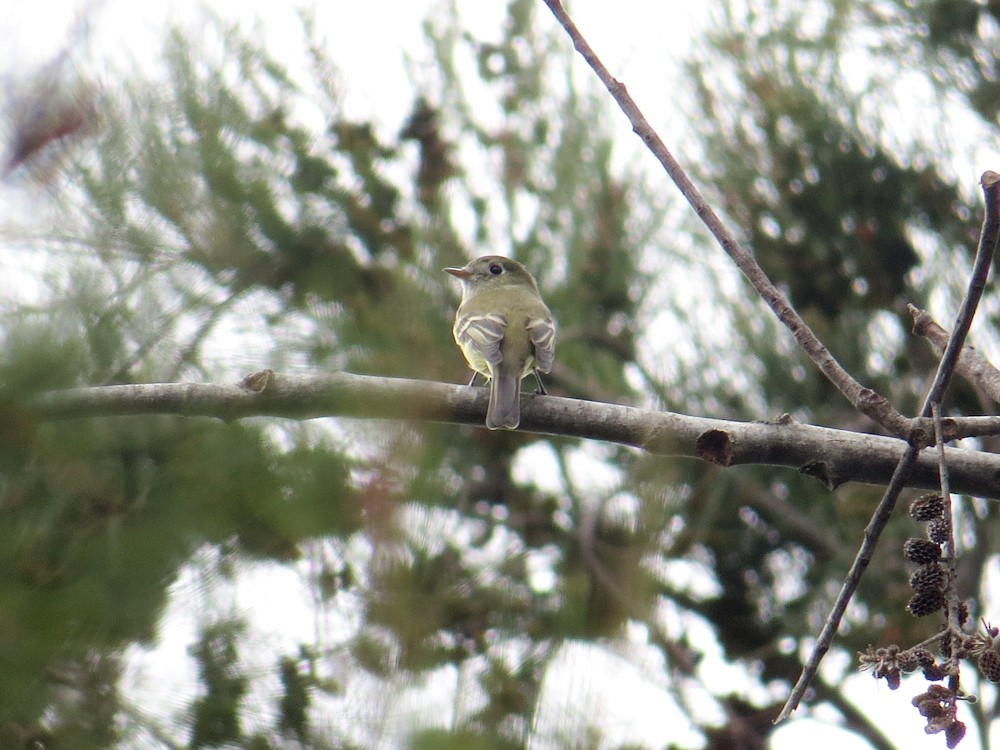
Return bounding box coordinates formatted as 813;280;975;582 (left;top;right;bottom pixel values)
445;255;555;429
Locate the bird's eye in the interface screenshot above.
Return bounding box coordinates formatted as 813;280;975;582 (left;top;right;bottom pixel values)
489;264;503;275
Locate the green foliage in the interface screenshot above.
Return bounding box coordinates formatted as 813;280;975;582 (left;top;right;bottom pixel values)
678;0;1000;738
410;727;520;750
2;1;652;743
0;408;354;729
277;652;311;743
684;0;992;429
189;618;248;748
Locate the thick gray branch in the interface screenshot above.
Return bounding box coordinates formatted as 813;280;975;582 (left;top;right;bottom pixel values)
31;372;1000;500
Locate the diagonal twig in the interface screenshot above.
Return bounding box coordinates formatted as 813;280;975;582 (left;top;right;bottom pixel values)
917;174;1000;407
909;305;1000;407
539;0;916;439
775;170;1000;722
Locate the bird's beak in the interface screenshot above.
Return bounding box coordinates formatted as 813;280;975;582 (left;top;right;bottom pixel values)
444;266;471;280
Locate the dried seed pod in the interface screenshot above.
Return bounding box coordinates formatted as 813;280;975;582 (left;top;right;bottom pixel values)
927;517;952;545
908;589;946;617
915;695;947;718
911;647;936;668
904;538;942;564
953;635;977;659
910;493;945;521
909;563;946;593
882;666;902;690
857;644;879;669
945;720;966;749
923;661;949;680
898;649;921;672
979;650;1000;683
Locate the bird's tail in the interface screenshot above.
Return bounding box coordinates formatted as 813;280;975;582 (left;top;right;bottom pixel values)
486;372;520;429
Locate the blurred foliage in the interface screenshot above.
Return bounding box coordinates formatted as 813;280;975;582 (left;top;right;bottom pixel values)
2;0;1000;748
676;0;1000;744
189;618;248;748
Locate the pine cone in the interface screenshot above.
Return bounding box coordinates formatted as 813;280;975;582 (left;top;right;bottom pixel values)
928;517;952;545
910;493;945;521
979;650;1000;683
909;563;945;593
904;538;942;564
907;589;945;617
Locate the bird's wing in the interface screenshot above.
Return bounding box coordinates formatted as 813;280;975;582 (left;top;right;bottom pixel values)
526;315;555;373
454;312;507;371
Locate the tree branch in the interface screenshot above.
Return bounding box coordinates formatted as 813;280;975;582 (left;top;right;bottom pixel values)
910;304;1000;407
29;371;1000;500
538;0;1000;729
776;169;1000;722
539;0;917;440
916;170;1000;413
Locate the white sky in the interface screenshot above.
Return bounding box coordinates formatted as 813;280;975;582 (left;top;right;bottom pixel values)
2;1;994;749
0;0;705;163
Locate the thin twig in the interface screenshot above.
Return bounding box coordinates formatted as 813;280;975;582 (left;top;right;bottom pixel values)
910;304;1000;407
917;414;1000;440
934;402;962;675
539;0;915;439
916;176;1000;411
775;171;1000;722
776;444;922;721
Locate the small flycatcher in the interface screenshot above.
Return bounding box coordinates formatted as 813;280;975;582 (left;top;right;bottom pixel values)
445;256;555;430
